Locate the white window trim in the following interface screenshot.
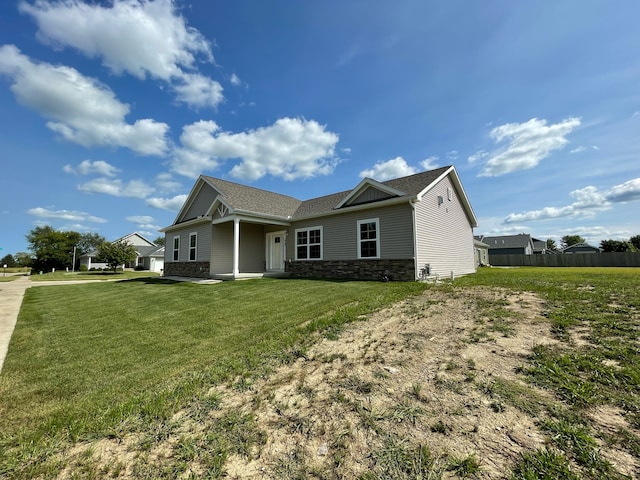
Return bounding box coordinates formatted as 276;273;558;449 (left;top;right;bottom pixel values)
172;235;180;262
295;226;323;260
357;218;380;259
189;232;197;262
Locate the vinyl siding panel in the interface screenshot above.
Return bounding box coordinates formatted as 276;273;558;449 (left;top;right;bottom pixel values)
287;203;414;261
239;223;266;272
165;223;212;263
415;175;476;278
349;186;393;205
181;183;218;221
211;223;233;274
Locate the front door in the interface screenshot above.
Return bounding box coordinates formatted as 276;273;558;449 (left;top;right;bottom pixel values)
267;232;285;271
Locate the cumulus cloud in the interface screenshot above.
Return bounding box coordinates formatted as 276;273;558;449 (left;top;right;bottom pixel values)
78;177;155;198
27;207;107;223
63;160;120;177
19;0;223;108
155;173;182;193
146;194;188;210
360;157;417;181
172;117;340;181
0;45;169;155
477;117;580;177
126;215;161;231
420;156;440;170
504;177;640;224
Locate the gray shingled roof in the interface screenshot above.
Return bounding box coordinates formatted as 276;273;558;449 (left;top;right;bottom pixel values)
478;234;533;249
199;166;451;220
204;176;302;218
292;166;451;219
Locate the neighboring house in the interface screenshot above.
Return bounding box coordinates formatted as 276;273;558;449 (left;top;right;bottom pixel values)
474;238;490;266
476;234;534;257
161;165;478;281
79;233;165;272
532;237;550;254
561;242;601;254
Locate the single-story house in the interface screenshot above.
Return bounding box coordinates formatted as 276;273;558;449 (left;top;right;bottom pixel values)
532;237;551;254
79;233;165;272
476;234;534;257
161;165;478;281
561;242;601;254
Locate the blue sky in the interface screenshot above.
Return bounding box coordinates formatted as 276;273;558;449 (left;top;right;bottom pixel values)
1;0;639;256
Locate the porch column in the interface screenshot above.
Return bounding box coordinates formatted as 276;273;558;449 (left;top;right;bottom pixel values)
233;218;240;277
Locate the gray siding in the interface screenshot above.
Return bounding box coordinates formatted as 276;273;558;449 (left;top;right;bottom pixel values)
239;223;266;272
165;223;212;263
350;186;393;205
182;183;218;221
415;175;476;278
287;203;414;261
211;223;233;274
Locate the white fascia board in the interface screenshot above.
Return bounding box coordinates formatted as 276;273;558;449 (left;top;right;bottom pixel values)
159;215;211;233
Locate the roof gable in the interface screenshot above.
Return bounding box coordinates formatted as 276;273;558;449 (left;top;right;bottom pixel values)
114;232;156;247
335;178;406;209
480;234;533;249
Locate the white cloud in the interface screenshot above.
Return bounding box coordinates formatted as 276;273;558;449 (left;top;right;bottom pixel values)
468;150;488;163
63;160;120;177
478;117;580;177
446;150;458;161
126;215;155;224
155;173;182;192
126;215;161;231
78;177;155;198
230;73;241;86
172;117;340;181
503;177;640;224
19;0;223;108
420;156;440;170
570;146;586;154
0;45;169;155
27;207;107;223
360;157;417;181
173;72;224;109
146;194;188;211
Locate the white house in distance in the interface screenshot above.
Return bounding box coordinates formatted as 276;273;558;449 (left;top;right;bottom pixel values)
161;165;479;281
79;232;165;273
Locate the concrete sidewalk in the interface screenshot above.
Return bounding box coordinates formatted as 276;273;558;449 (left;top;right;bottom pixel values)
0;276;31;373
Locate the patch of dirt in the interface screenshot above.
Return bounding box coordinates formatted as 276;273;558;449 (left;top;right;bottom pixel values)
64;287;639;478
219;288;557;478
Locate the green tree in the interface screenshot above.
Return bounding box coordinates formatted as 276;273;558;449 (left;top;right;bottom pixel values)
546;239;558;251
153;236;165;247
1;254;17;267
600;239;631;252
630;235;640;251
77;233;107;257
14;252;34;267
561;235;585;249
26;226;81;272
97;240;137;273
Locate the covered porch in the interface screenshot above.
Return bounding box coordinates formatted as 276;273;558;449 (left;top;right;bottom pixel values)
210;215;290;280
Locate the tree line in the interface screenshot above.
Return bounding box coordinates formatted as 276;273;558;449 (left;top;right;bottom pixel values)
1;226;164;272
545;235;640;253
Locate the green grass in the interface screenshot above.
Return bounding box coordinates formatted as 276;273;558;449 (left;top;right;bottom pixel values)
0;277;429;478
458;267;640;479
2;267;639;478
29;270;160;281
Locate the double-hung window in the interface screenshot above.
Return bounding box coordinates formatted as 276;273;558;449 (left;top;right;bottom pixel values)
172;236;180;261
357;218;380;258
189;232;197;261
296;226;322;260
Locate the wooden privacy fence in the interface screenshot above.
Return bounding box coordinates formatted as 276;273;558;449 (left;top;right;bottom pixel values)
488;252;640;267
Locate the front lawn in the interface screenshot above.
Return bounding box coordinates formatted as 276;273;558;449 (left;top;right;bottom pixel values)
0;277;428;478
